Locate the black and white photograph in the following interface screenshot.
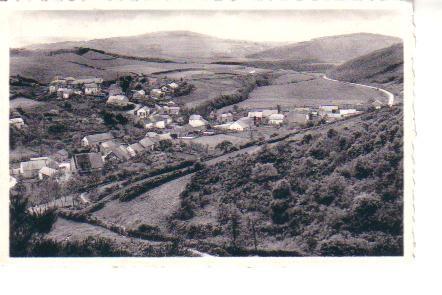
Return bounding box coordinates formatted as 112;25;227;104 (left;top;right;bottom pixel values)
6;7;410;258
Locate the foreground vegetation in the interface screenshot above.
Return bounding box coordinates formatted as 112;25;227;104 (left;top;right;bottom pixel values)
172;106;403;256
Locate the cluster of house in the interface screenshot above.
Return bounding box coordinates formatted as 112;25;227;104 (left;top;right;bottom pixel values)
11;129;178;182
49;76;104;99
213;109;285;132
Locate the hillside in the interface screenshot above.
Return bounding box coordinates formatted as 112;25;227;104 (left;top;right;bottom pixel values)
328;43;403;86
24;31;276;61
171;106;404;256
247;33;402;64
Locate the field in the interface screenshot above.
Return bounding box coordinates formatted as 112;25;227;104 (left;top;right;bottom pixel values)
91;174;193;233
231;76;384;110
10;97;45;110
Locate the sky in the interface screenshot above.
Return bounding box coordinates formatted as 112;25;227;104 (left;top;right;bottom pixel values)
9;10;407;48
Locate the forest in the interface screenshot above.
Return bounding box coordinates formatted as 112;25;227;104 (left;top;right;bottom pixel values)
172;106;404;256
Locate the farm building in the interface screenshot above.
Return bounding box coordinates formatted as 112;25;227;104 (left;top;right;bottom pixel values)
58;162;71;173
229;117;253;131
139;137;155;150
144;115;171;129
168;82;179;89
107;95;129;107
340;109;359;117
71;153;104;175
38;166;58;180
20;157;57;179
100;141;131;162
248;109;278;119
132;89;146;100
136;106;151;118
319;105;339;113
9;117;25;129
372;100;383;109
268;113;285;125
189;114;208;128
169;106;180;115
57;88;74;99
81;132;114;148
84;83;101;96
217;112;233;123
127;143;145;157
150;89;164;98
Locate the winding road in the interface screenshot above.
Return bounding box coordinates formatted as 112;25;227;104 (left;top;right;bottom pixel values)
322;74;394;106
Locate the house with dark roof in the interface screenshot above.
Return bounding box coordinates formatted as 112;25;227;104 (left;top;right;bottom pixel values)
71;153;104;175
100;141;131;163
81;132;114;149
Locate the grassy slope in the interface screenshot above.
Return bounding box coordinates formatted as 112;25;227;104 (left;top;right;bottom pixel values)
229;73;382;110
172;106;404;256
328;43;404;98
248;33;402;64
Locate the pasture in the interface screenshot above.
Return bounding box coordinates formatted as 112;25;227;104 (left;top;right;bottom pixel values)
234;77;383;109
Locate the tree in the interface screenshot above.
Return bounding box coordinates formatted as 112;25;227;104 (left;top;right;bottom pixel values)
251;163;278;182
215;140;234;153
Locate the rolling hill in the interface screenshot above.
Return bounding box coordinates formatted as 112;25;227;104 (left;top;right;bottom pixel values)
328;43;403;85
247;33;402;64
24;31;277;61
171;106;404;256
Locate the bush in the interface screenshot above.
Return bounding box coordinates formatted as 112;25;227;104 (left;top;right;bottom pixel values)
251;163;278;182
48;123;67;134
272;179;291;199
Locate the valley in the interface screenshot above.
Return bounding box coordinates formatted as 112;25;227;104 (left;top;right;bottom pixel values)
9;30;405;257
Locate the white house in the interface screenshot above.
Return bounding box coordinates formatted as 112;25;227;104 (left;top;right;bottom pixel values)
9;117;25;129
268;113;285;125
127;143;145;157
107;95;129;106
20;158;55;179
136;106;151;118
84;83;101;96
248;109;278;119
150;89;163;98
339;109;359;117
229;117;253;131
144;115;170;129
132;89;146;99
81;132;114;148
169;106;180;115
38;166;58;180
57;88;74;99
319;105;339;113
168;82;179;89
189;114;208;127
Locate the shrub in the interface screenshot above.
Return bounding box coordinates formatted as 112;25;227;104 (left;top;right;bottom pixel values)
251;163;278;182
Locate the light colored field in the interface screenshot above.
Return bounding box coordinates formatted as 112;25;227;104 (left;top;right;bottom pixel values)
10;97;44;110
46;217;166;255
235;77;382;109
92;174;193;233
175;74;244;108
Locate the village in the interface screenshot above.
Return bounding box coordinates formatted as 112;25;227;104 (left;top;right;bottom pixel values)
9;73;379;206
